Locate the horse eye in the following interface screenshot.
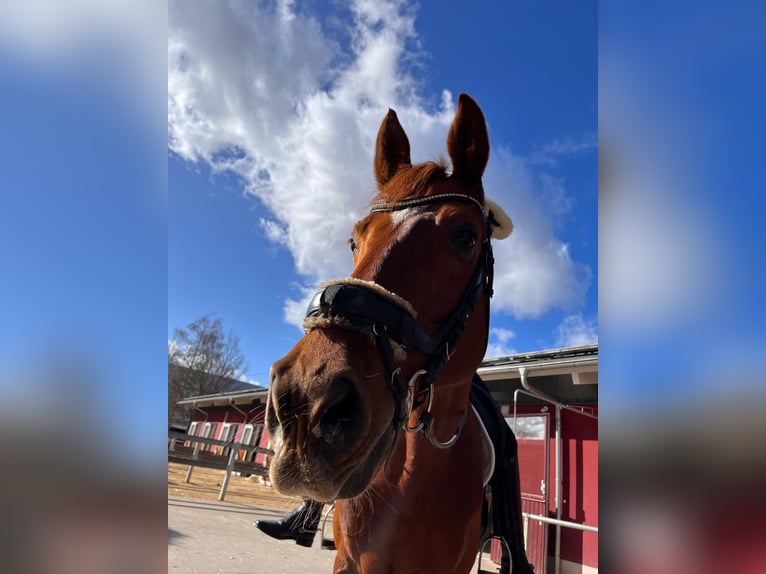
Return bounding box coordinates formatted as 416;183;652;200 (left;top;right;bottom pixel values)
348;238;358;254
452;227;478;251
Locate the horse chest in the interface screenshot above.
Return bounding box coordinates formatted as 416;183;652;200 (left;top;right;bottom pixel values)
334;477;482;574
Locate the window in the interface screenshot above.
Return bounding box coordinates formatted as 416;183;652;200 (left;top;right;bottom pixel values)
506;415;547;439
186;422;201;448
240;424;265;462
252;424;264;449
220;423;238;456
241;424;254;446
202;422;218;451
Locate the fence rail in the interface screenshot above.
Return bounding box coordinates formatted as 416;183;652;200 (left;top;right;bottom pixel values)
168;430;275;501
523;512;599;533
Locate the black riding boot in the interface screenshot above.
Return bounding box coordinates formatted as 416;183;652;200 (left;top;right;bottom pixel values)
255;500;323;547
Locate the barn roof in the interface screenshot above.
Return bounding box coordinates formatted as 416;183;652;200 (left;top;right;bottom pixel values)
176;385;269;408
478;343;598;383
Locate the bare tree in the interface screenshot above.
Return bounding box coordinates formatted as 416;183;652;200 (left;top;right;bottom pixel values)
168;316;248;426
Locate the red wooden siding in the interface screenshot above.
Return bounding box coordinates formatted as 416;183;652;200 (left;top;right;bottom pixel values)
558;408;598;570
501;403;598;571
518;432;549;573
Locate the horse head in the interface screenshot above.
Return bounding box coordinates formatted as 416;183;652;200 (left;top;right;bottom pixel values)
265;93;512;504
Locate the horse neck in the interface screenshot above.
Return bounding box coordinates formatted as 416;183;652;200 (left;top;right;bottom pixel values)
336;374;479;547
333;376;485;574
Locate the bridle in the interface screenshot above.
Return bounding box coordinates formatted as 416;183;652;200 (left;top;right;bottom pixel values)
304;192;495;449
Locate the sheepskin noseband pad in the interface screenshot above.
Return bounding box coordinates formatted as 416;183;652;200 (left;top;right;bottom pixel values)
304;278;433;358
484;197;513;240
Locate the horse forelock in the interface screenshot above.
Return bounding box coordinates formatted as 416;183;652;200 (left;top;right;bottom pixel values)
373;160;448;203
372;158;487;213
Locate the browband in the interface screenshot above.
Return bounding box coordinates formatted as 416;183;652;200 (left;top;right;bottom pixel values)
370;193;486;219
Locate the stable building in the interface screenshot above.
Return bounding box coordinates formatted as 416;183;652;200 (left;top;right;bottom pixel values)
176;386;271;467
478;344;598;574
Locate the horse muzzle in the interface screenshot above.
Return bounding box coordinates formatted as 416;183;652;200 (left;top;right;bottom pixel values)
265;338;397;501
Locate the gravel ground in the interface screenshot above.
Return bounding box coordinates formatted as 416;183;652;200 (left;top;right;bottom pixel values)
167;463;498;573
168;496;337;574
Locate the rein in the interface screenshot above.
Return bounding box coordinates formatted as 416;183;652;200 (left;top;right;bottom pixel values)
304;192;495;449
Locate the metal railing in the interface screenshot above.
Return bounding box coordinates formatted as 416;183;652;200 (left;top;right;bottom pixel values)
523;512;598;533
168;430;274;501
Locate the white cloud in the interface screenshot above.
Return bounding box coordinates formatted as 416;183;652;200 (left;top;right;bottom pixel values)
236;373;262;387
529;132;598;167
555;314;598;348
283;286;316;331
168;0;593;329
484;327;517;359
259;218;288;246
538;172;575;219
484;148;592;318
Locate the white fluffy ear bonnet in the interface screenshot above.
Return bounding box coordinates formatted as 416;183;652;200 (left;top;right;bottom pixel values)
484;198;513;239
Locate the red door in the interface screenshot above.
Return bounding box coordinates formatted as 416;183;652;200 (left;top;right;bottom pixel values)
513;413;550;574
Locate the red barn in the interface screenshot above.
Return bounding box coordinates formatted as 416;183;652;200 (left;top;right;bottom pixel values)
478;344;598;574
176;387;271;467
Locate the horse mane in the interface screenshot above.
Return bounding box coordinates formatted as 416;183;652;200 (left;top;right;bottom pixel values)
373;159;449;204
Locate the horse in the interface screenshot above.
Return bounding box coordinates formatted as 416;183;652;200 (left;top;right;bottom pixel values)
265;93;531;574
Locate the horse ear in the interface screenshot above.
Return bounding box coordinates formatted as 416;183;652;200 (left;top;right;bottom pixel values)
374;109;411;188
447;93;489;182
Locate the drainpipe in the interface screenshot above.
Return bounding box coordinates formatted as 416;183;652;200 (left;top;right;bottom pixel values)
517;366;562;574
229;399;248;434
516;367;597;574
191;404;210;425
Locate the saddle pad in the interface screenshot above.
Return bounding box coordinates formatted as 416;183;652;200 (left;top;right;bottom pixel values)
472;405;496;487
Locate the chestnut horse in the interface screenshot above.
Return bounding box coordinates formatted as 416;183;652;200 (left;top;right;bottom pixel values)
266;94;527;573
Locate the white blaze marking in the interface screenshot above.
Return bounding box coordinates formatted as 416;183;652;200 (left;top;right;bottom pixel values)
390;207;424;228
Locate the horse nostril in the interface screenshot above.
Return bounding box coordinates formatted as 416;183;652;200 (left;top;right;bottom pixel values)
317;378;359;448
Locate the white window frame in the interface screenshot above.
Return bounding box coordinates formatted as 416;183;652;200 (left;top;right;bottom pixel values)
221;423;236;442
241;424;255;446
186;422;200;448
202;422;217;451
220;423;238;456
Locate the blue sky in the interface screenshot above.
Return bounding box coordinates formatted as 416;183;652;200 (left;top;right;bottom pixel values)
168;0;598;385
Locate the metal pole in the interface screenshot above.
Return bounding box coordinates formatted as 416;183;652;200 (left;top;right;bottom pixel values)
522;513;598;533
185;405;209;483
519;366;564;574
185;439;200;483
219;443;239;501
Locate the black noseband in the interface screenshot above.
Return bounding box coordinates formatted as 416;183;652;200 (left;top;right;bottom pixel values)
306;283;428;353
